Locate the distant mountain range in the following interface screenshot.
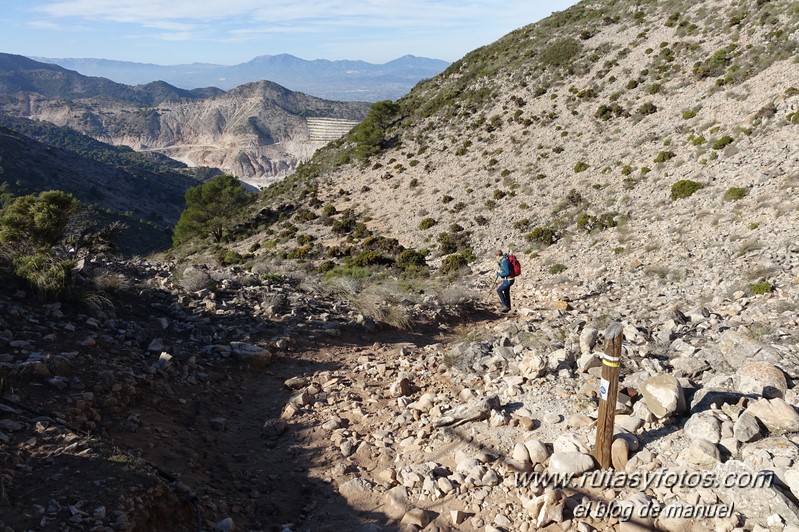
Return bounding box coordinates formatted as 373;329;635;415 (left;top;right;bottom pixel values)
0;53;371;186
32;54;450;102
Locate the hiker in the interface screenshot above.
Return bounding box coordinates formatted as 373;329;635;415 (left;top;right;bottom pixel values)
495;250;514;312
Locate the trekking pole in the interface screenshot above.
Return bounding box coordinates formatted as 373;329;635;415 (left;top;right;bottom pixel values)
594;322;623;469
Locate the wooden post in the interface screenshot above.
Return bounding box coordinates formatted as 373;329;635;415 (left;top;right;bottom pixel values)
594;322;624;469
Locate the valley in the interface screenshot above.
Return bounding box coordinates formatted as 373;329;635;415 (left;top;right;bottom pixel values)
1;0;799;530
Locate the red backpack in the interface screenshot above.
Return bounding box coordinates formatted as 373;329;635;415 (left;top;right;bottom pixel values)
507;253;521;278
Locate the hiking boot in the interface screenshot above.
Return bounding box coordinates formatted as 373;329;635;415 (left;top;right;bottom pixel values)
500;306;510;313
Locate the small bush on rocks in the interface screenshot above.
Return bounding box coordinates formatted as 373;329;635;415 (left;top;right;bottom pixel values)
750;281;774;295
671;180;704;200
712;135;734;150
419;218;437;230
527;226;558;246
440;253;469;276
574;162;590;173
723;187;749;201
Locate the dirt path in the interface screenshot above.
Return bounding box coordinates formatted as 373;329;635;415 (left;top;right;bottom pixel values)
103;312;499;531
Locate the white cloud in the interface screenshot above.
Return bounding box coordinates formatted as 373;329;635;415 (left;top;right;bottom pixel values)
20;0;580;63
31;0;569;30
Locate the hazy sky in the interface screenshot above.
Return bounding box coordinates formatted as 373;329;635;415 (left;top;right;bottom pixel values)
1;1;581;65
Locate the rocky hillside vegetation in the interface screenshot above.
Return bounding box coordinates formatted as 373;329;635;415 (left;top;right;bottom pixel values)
2;0;799;530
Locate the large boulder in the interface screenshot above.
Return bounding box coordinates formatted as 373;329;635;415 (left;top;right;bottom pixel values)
745;398;799;435
548;452;595;474
735;361;788;399
717;330;782;369
641;374;686;419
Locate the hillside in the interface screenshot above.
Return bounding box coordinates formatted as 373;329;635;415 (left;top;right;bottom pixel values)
35;54;450;102
197;0;799;523
0;54;371;184
2;0;799;531
0;117;215;254
242;0;799;293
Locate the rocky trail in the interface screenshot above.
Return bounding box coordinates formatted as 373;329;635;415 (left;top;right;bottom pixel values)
1;256;799;532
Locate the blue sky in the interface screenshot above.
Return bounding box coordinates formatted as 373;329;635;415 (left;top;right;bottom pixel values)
0;1;581;65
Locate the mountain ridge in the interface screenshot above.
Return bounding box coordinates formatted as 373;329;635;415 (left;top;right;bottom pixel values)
32;53;450;102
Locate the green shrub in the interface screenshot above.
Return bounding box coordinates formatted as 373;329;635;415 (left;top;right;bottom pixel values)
441;195;454;204
419;217;437;230
576;212;617;231
638;102;658;115
318;261;336;274
437;231;471;256
0;190;81;295
654;151;676;163
361;235;403;254
574;161;590;173
347;250;392;267
396;249;427;272
527;226;558;246
549;263;567;274
331;216;358;234
350;100;400;161
712;135;734;150
173;174;252;245
541;38;582;67
440;253;468;276
0;190;78;247
671;179;704;200
11;253;75;295
324;266;370;280
750;281;774;295
294;208;318;222
216;248;246;265
723;187;749;201
694;49;730;78
682;110;697;119
595;103;628;120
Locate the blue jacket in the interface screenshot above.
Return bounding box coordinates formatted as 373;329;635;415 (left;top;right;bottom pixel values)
497;254;512;278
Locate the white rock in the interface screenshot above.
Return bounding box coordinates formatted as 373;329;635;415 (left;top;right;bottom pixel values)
679;439;721;470
683;413;722;443
548;452;595;474
524;439;550;464
746;398;799;434
512;442;531;462
519;353;547;378
641;374;686;419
